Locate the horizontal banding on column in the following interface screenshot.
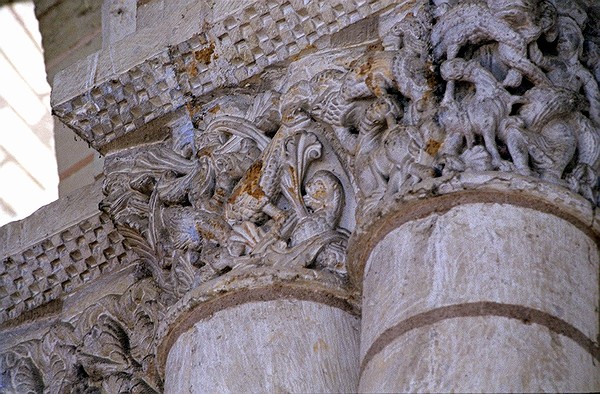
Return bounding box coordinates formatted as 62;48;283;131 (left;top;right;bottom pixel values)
360;301;600;375
157;284;358;375
348;188;599;288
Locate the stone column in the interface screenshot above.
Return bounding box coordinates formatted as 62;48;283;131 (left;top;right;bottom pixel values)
351;177;600;392
4;0;596;393
157;268;360;393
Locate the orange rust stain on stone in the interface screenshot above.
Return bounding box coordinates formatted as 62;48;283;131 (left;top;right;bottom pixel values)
194;42;217;65
198;228;216;241
228;160;266;204
188;63;198;77
365;73;376;93
367;42;384;52
425;139;442;156
197;147;214;157
282;111;298;123
313;338;330;352
208;104;221;114
290;43;317;62
185;101;196;116
286;166;299;196
289;166;298;186
312;187;327;200
185;101;203;119
357;59;373;76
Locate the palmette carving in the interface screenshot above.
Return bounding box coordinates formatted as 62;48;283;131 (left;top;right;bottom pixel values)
100;90;352;299
99;1;600;297
4;1;600;392
0;280;163;393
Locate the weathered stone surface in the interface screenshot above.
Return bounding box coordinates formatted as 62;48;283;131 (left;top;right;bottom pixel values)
0;180;103;255
348;171;599;286
360;316;600;393
35;0;102;81
51;0;398;150
361;203;599;359
165;299;360;393
102;0;137;46
359;202;599;392
0;278;165;393
0;181;136;324
155;265;359;367
3;0;599;391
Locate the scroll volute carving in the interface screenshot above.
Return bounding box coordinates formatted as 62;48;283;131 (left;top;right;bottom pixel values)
6;1;600;391
300;0;599;212
298;6;442;213
100;1;600;301
101;89;354;299
0;280;163;393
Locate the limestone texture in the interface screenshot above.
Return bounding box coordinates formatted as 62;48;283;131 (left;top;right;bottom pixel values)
1;0;599;392
360;202;599;392
165;299;360;393
360;316;600;393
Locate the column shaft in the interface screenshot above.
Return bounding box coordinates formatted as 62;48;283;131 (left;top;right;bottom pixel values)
359;202;599;392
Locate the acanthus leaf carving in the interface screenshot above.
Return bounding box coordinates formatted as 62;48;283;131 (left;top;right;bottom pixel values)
1;279;164;393
100;85;353;298
28;0;596;389
96;0;599;311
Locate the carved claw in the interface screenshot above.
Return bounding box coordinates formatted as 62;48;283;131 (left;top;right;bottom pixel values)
436;154;465;174
493;159;516;173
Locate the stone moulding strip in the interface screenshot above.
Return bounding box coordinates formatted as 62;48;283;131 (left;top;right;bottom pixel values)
0;212;135;324
52;50;185;151
348;174;600;288
359;301;600;376
51;0;397;151
155;266;359;377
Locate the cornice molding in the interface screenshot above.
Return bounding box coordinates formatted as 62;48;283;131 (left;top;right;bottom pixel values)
51;0;397;151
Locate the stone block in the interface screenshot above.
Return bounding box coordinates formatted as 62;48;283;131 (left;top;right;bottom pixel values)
361;203;599;359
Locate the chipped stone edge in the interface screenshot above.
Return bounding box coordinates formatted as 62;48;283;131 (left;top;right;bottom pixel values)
50;0;397;151
0;179;138;325
0;179;104;257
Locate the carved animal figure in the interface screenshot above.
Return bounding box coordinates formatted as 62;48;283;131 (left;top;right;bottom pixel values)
289;170;348;273
515;86;599;194
438;58;518;170
224;140;286;227
339;12;433;123
354;98;433;206
224;112;321;231
290;170;344;247
432;1;550;102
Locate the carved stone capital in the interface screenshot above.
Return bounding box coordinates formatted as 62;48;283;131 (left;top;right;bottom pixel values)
4;0;599;391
